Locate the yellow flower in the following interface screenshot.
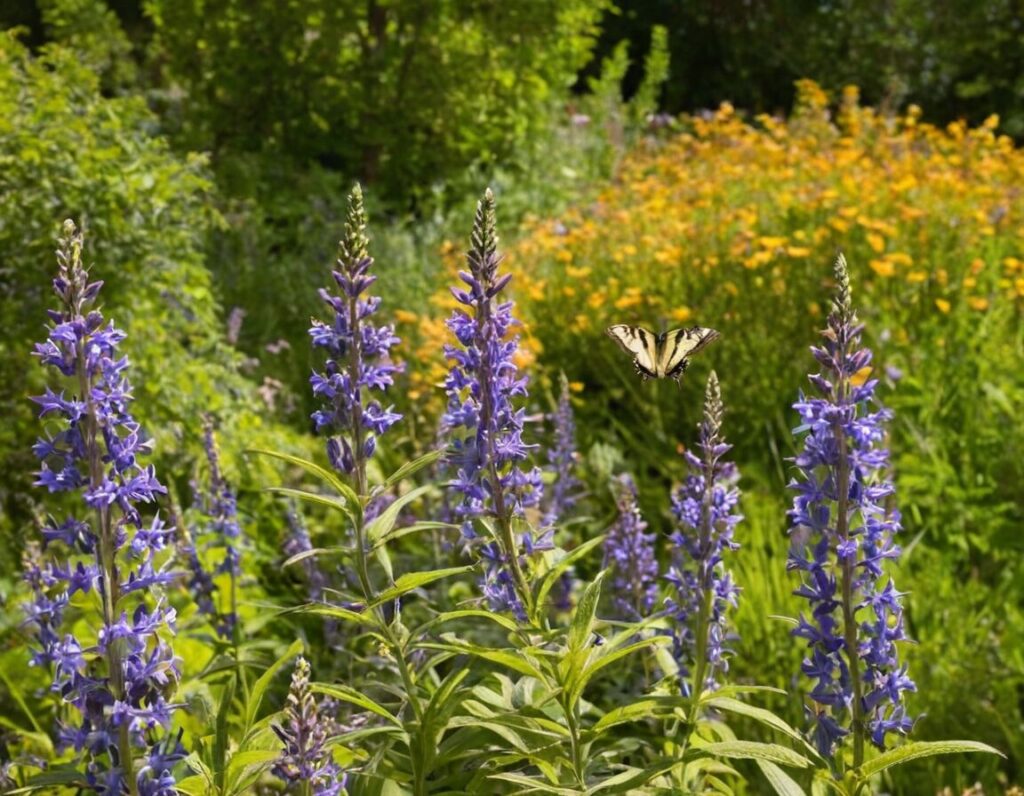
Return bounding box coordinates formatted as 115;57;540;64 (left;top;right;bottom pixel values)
867;232;885;253
569;381;584;393
850;366;873;387
935;298;951;314
787;246;811;258
671;306;693;323
394;309;418;324
869;259;896;278
907;270;927;284
968;296;989;311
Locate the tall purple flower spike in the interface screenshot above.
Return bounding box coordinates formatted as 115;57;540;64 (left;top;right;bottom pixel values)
602;474;658;621
542;374;581;529
665;371;742;697
183;417;242;639
310;183;402;493
788;253;916;759
27;220;183;794
442;189;545;620
273;657;346;795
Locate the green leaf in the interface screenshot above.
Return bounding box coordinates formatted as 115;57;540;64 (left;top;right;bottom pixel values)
419;641;546;681
365;484;433;543
214;673;236;789
703;684;787;701
368;565;474;608
756;760;808;796
293;603;370;625
535;535;606;611
591;696;691;733
418;608;521;635
311;683;403;727
488;773;580;794
249;448;360;517
371;521;456;551
701;741;812;769
226;748;280;775
9;767;89;793
245;638;303;731
705;696;812;749
856;740;1004;782
282;544;353;568
0;666;44;735
569;569;605;653
572;635;669;705
265;486;354;524
586;758;679;793
382;448;445;488
172;775;210;796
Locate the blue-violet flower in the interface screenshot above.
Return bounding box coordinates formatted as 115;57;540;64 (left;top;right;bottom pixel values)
442;189;545;620
27;220;183;794
603;474;659;621
787;253;915;759
310;184;402;493
665;371;742;696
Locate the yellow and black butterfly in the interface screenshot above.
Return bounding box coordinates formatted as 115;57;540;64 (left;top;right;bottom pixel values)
606;324;720;382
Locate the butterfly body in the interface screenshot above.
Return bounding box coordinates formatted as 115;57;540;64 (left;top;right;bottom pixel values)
606;324;720;382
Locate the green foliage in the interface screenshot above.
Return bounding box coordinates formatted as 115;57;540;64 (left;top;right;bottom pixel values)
144;0;608;204
0;32;311;581
590;0;1024;135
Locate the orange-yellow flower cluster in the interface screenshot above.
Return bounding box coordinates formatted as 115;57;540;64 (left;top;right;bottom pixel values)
402;80;1023;421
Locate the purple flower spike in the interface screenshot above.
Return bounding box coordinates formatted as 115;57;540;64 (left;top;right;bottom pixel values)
602;474;658;621
310;184;402;493
183;417;244;639
442;189;545;620
542;374;582;529
273;657;346;795
25;220;182;791
665;372;742;696
788;253;916;760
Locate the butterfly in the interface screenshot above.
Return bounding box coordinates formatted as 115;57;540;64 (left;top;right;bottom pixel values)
606;324;720;382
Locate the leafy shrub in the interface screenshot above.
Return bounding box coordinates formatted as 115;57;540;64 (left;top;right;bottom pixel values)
0;32;308;580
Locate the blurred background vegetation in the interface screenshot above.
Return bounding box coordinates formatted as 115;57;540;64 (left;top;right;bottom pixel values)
0;1;1022;793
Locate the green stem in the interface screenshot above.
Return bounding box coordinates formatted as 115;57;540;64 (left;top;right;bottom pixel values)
475;287;534;621
835;345;865;771
78;346;138;795
562;696;585;788
352;508;427;794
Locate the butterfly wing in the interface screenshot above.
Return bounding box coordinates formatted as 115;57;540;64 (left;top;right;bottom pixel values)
657;327;721;380
606;324;659;380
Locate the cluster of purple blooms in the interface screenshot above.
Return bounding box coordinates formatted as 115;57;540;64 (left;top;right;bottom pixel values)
26;220;183;794
441;189;546;620
182;417;242;638
542;375;582;529
788;253;915;757
665;372;742;695
309;183;402;485
602;474;659;621
273;657;346;795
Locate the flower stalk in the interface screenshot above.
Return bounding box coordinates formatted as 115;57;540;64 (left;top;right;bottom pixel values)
28;220;182;794
788;253;916;764
442;188;545;622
